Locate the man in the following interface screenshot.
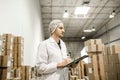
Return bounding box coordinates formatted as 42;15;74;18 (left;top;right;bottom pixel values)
36;20;72;80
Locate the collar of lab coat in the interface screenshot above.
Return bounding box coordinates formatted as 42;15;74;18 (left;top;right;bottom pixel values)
49;37;62;44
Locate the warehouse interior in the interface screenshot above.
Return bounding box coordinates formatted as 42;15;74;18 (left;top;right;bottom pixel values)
0;0;120;80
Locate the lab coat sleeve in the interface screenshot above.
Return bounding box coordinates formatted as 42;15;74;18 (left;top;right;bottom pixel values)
36;42;57;74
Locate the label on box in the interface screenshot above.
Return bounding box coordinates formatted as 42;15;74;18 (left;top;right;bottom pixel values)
88;68;92;74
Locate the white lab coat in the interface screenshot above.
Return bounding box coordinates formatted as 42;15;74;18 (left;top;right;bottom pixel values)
36;37;69;80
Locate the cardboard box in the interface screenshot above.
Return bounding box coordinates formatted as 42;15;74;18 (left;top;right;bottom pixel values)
118;73;120;80
88;55;100;80
95;39;102;44
14;37;24;44
98;54;105;80
96;44;104;52
21;66;26;80
84;64;88;76
107;73;117;80
2;34;13;43
0;68;8;80
108;55;114;64
117;64;120;73
107;46;112;54
26;66;31;80
113;54;119;63
103;55;108;64
112;45;120;54
17;37;24;44
84;39;95;46
0;55;8;67
85;45;97;53
88;74;94;80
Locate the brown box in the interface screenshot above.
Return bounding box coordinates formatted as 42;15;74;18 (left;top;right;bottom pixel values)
108;55;114;64
88;55;100;80
118;73;120;80
0;68;8;80
17;56;21;67
103;55;108;64
112;45;120;54
96;44;104;52
80;61;85;79
84;64;88;76
21;66;25;80
2;42;13;50
107;46;112;54
107;73;117;80
95;39;102;44
88;74;94;80
26;66;30;80
84;39;95;46
17;37;24;44
85;45;97;53
17;44;23;51
14;37;24;44
0;55;8;67
117;64;120;73
2;34;13;43
98;54;105;80
113;54;119;63
13;53;17;68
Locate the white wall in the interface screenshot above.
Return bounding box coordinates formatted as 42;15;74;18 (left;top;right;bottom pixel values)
0;0;44;66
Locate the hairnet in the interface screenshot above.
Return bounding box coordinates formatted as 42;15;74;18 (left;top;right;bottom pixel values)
49;20;63;33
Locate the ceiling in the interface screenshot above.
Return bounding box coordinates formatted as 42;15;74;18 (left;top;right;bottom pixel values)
39;0;120;42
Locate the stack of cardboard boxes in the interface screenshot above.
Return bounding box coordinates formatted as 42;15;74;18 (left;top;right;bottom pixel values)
84;39;120;80
13;36;24;68
84;39;105;80
0;34;14;80
0;33;31;80
21;66;31;80
104;45;120;80
69;61;85;80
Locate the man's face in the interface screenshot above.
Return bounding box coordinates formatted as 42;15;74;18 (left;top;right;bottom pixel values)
54;23;65;38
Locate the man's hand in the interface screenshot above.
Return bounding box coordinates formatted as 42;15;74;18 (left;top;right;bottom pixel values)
57;58;72;68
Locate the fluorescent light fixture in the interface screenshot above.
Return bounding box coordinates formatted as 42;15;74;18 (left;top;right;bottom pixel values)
81;36;85;39
63;10;69;18
84;30;92;32
109;14;114;18
92;27;95;31
74;6;90;15
109;10;116;18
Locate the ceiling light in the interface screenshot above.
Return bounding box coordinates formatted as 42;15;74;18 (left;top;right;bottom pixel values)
81;36;86;39
63;10;69;18
83;29;92;32
92;27;95;31
74;6;90;15
109;10;116;18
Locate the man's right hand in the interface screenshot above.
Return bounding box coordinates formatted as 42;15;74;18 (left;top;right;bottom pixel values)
57;58;72;68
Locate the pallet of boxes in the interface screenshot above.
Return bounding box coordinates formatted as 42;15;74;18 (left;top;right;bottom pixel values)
84;39;120;80
0;33;31;80
104;45;120;80
0;34;14;80
12;34;31;80
69;60;85;80
84;39;105;80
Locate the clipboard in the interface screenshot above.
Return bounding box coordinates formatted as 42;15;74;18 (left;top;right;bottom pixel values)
64;55;88;67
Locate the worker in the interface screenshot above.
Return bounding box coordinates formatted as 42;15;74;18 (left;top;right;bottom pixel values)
36;19;73;80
